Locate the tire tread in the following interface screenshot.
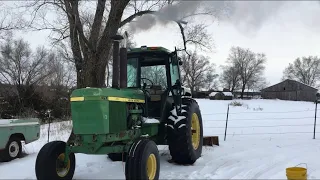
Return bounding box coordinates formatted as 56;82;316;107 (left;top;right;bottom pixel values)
167;98;203;164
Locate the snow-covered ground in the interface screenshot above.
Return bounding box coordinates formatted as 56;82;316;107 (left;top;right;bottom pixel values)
1;99;320;179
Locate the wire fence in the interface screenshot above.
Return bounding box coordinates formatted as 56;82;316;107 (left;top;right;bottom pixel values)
202;103;320;140
42;100;320;141
202;109;316;115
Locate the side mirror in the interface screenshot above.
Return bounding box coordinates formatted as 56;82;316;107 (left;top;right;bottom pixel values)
179;60;183;65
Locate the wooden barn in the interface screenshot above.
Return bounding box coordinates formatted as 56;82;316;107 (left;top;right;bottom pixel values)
261;79;318;102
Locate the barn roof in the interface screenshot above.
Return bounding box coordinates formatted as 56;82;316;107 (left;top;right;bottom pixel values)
209;91;233;97
261;79;318;92
222;92;233;96
209;92;217;97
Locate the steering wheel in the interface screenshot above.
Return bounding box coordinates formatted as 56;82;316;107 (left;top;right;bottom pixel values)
141;78;154;89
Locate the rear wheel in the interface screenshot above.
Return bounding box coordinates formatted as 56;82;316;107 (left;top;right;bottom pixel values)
0;137;22;162
167;98;203;164
35;141;75;180
125;139;160;180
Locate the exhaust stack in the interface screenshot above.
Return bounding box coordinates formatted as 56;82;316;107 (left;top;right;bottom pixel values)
111;35;124;89
119;47;127;88
119;31;128;88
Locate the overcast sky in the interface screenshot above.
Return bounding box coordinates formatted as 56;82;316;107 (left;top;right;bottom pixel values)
12;1;320;87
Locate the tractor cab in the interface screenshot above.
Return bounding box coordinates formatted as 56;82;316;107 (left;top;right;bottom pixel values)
126;46;184;119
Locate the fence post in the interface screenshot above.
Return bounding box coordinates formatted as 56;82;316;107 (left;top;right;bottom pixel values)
314;100;318;139
224;104;230;141
47;110;51;143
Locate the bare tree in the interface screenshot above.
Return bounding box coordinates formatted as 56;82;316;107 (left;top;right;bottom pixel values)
219;65;241;92
18;0;218;88
0;2;30;40
0;36;56;113
247;75;268;92
141;66;167;88
204;64;219;90
282;56;320;87
180;51;218;94
176;21;213;56
226;46;267;98
47;52;76;89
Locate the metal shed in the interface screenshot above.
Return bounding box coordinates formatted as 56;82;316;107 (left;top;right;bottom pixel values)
261;79;318;102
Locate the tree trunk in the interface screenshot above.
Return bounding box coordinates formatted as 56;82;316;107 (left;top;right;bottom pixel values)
106;63;110;87
16;84;25;114
240;83;246;99
72;0;129;89
191;86;195;98
76;57;109;88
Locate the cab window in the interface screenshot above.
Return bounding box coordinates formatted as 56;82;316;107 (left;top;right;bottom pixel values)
127;57;138;87
170;55;180;86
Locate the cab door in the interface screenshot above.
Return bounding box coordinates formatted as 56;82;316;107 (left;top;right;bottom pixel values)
169;52;183;115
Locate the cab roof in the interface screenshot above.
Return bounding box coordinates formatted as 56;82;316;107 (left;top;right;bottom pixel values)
127;46;173;66
127;46;172;55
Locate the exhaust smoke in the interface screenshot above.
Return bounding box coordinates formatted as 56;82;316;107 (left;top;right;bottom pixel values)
126;1;318;36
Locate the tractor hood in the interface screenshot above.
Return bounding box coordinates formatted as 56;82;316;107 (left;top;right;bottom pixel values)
70;87;145;103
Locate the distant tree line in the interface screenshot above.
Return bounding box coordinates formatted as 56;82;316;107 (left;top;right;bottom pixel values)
282;56;320;88
219;46;268;98
0;35;76;121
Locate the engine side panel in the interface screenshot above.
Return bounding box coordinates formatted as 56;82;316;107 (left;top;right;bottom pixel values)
70;87;145;135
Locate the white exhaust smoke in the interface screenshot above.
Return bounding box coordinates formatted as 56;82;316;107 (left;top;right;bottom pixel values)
126;1;318;35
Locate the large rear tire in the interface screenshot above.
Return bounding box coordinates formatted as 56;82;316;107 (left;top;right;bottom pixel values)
167;98;203;165
35;141;75;180
125;139;160;180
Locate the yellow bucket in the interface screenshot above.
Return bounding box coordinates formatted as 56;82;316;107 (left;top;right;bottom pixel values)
286;167;307;180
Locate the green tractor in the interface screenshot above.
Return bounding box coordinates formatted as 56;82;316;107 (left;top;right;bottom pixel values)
35;34;204;180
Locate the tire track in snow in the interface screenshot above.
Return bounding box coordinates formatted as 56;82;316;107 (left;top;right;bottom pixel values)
187;159;237;179
247;143;317;179
184;146;276;179
197;147;269;178
237;154;292;179
241;142;316;179
187;141;315;179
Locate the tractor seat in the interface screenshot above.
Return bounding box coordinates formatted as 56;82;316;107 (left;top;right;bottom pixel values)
148;85;164;101
150;85;162;91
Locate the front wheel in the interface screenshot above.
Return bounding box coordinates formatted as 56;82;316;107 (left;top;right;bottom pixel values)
0;137;22;162
35;141;75;180
125;139;160;180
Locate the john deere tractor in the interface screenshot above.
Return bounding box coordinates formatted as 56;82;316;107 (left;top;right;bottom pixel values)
35;34;203;180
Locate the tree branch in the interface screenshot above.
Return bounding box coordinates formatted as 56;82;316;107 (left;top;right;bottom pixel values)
63;0;83;70
97;0;130;60
70;0;92;53
119;10;155;28
88;0;106;50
